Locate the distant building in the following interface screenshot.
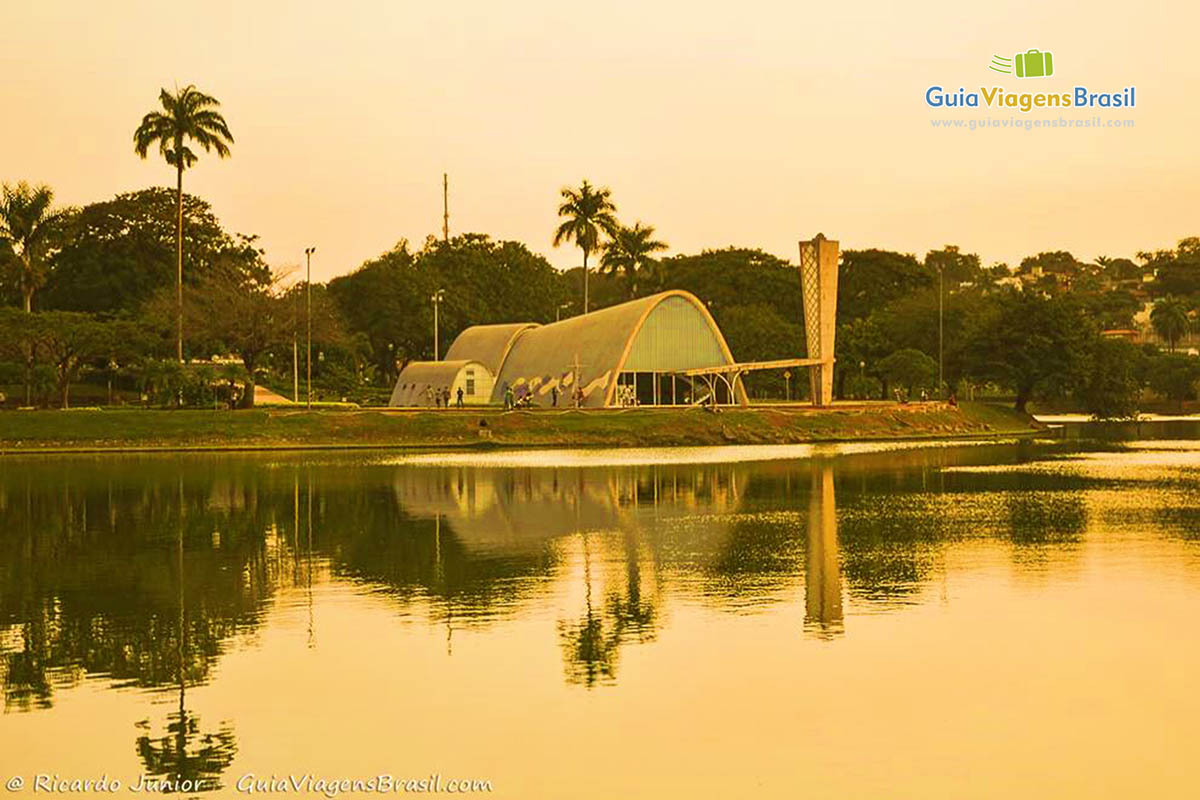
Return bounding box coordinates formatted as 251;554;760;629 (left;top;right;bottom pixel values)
390;235;841;409
390;290;747;408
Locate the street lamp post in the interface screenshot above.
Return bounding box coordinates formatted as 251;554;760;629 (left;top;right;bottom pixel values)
305;247;316;410
431;289;445;361
938;265;944;399
292;285;300;403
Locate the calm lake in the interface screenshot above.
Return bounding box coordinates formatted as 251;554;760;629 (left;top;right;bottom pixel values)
2;429;1198;798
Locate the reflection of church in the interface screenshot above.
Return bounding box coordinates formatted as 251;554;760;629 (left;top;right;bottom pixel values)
390;462;748;550
391;459;845;639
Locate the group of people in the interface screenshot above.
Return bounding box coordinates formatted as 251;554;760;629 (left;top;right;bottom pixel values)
420;381;589;410
501;381;584;411
425;385;464;408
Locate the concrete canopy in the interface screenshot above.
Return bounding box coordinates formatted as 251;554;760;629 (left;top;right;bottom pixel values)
444;322;539;376
490;290;741;407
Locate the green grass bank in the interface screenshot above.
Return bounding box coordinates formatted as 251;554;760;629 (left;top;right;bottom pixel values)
0;402;1039;455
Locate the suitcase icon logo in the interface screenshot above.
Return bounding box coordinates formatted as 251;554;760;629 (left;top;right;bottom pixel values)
1015;49;1053;78
988;49;1055;78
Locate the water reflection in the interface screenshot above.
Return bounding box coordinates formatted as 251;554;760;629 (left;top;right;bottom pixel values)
805;464;843;638
132;479;237;792
3;435;1200;798
0;437;1197;708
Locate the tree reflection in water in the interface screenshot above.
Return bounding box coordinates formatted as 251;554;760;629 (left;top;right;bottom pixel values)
134;710;236;793
0;442;1109;704
134;477;236;793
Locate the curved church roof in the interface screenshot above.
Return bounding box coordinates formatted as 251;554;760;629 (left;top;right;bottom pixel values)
490;290;739;407
444;322;539;376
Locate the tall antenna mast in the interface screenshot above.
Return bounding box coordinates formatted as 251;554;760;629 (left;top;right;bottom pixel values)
442;173;450;242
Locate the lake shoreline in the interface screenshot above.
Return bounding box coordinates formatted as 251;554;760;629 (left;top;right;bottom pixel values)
0;402;1041;456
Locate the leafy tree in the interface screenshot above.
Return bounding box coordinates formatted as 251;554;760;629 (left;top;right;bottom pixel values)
134;86;234;362
327;242;420;380
0;182;67;312
413;234;566;340
1076;287;1140;330
657;248;802;323
1150;296;1191;351
276;281;351;400
963;290;1094;413
1096;256;1141;282
877;348;937;397
869;285;992;397
836;315;891;399
1078;337;1143;420
0;310;140;408
982;262;1013;285
837;249;928;323
553;180;617;314
329;234;565;379
925;245;982;286
1141;238;1200;298
176;267;346;408
43;189;267;317
1019;250;1083;277
599;223;667;299
1147;353;1200;411
717;304;802;397
184;273;281;408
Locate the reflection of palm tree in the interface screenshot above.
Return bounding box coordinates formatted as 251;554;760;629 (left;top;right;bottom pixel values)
134;479;236;791
558;530;621;687
135;709;237;792
559;523;662;687
605;528;657;642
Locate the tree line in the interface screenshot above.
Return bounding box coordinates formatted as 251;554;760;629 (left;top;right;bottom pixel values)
2;85;1198;415
4;173;1197;416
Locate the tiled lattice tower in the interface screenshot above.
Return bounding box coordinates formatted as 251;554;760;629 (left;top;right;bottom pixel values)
798;234;839;407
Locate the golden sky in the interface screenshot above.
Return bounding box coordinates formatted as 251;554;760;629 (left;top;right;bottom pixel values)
2;0;1194;281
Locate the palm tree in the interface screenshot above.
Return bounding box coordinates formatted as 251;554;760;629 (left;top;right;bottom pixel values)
134;86;234;362
600;222;668;299
553;180;617;314
0;181;62;313
1150;296;1190;352
0;181;65;405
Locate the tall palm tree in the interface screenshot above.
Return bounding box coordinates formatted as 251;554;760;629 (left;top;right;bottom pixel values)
0;181;61;313
134;86;234;362
1150;296;1191;352
1;181;64;405
553;180;617;314
600;222;668;299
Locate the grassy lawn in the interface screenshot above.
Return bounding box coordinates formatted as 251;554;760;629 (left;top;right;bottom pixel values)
0;402;1038;453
